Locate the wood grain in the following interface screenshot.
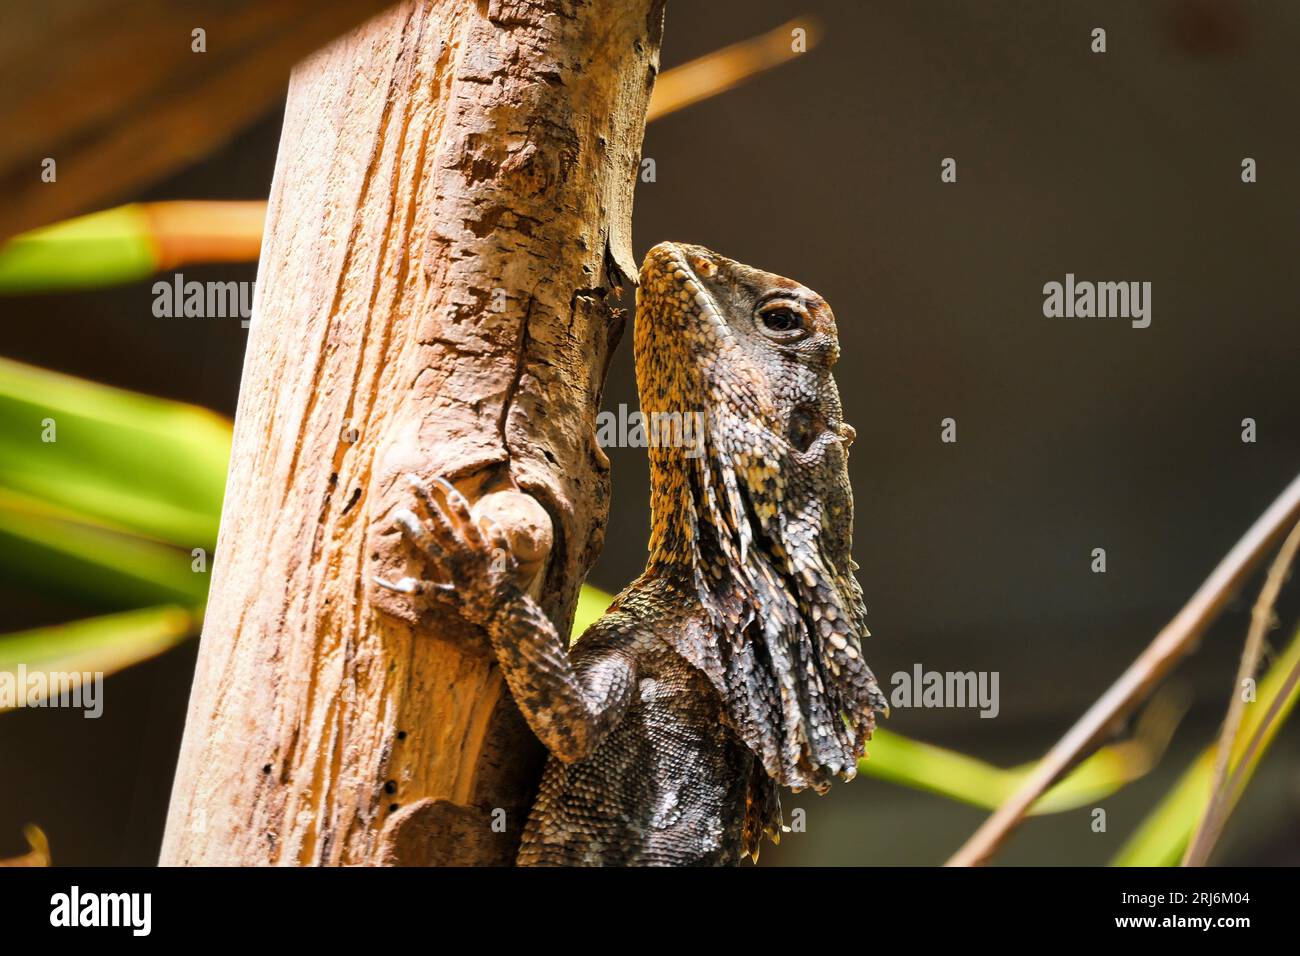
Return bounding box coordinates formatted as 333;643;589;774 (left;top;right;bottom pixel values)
160;0;664;865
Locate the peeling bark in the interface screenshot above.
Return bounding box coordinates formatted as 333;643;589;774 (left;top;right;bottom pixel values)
161;0;664;866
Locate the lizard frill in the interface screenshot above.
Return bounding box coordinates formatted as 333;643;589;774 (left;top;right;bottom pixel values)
635;242;886;794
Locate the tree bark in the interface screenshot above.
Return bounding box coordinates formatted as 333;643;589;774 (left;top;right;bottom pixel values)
160;0;664;866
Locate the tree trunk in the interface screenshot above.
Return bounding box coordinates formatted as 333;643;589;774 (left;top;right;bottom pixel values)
160;0;664;866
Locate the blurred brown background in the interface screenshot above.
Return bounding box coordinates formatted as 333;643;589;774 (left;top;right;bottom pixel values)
2;0;1299;865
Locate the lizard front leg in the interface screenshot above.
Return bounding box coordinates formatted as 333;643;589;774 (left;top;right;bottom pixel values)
376;475;635;763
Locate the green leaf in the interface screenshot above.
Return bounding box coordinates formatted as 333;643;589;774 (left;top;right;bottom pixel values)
0;605;198;711
0;357;230;547
0;205;158;294
0;488;209;607
861;726;1163;816
573;584;614;639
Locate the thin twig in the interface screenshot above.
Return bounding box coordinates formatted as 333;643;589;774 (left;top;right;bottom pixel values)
945;471;1300;867
144;201;266;270
646;17;820;121
1219;649;1300;821
1183;518;1300;865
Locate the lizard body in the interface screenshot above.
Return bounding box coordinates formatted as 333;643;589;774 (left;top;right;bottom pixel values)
382;242;883;865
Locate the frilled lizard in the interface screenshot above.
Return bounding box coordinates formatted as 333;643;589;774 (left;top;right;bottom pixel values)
378;242;884;865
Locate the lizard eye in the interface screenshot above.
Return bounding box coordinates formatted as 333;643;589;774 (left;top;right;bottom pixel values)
756;300;810;341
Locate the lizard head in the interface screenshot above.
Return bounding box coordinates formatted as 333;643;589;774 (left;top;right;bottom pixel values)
634;241;885;794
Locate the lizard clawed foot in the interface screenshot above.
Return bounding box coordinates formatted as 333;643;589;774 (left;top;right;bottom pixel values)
379;473;519;626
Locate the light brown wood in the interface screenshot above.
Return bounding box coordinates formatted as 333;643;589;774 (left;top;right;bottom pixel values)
160;0;664;866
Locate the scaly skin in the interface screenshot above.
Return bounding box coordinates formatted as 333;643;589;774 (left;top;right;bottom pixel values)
383;243;884;865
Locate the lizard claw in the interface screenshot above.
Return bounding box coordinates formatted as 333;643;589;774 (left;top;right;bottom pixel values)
373;575;453;596
374;575;418;594
406;473;487;550
391;508;435;551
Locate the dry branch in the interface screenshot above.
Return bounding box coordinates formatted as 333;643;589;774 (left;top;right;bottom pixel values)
161;0;664;866
947;471;1300;867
